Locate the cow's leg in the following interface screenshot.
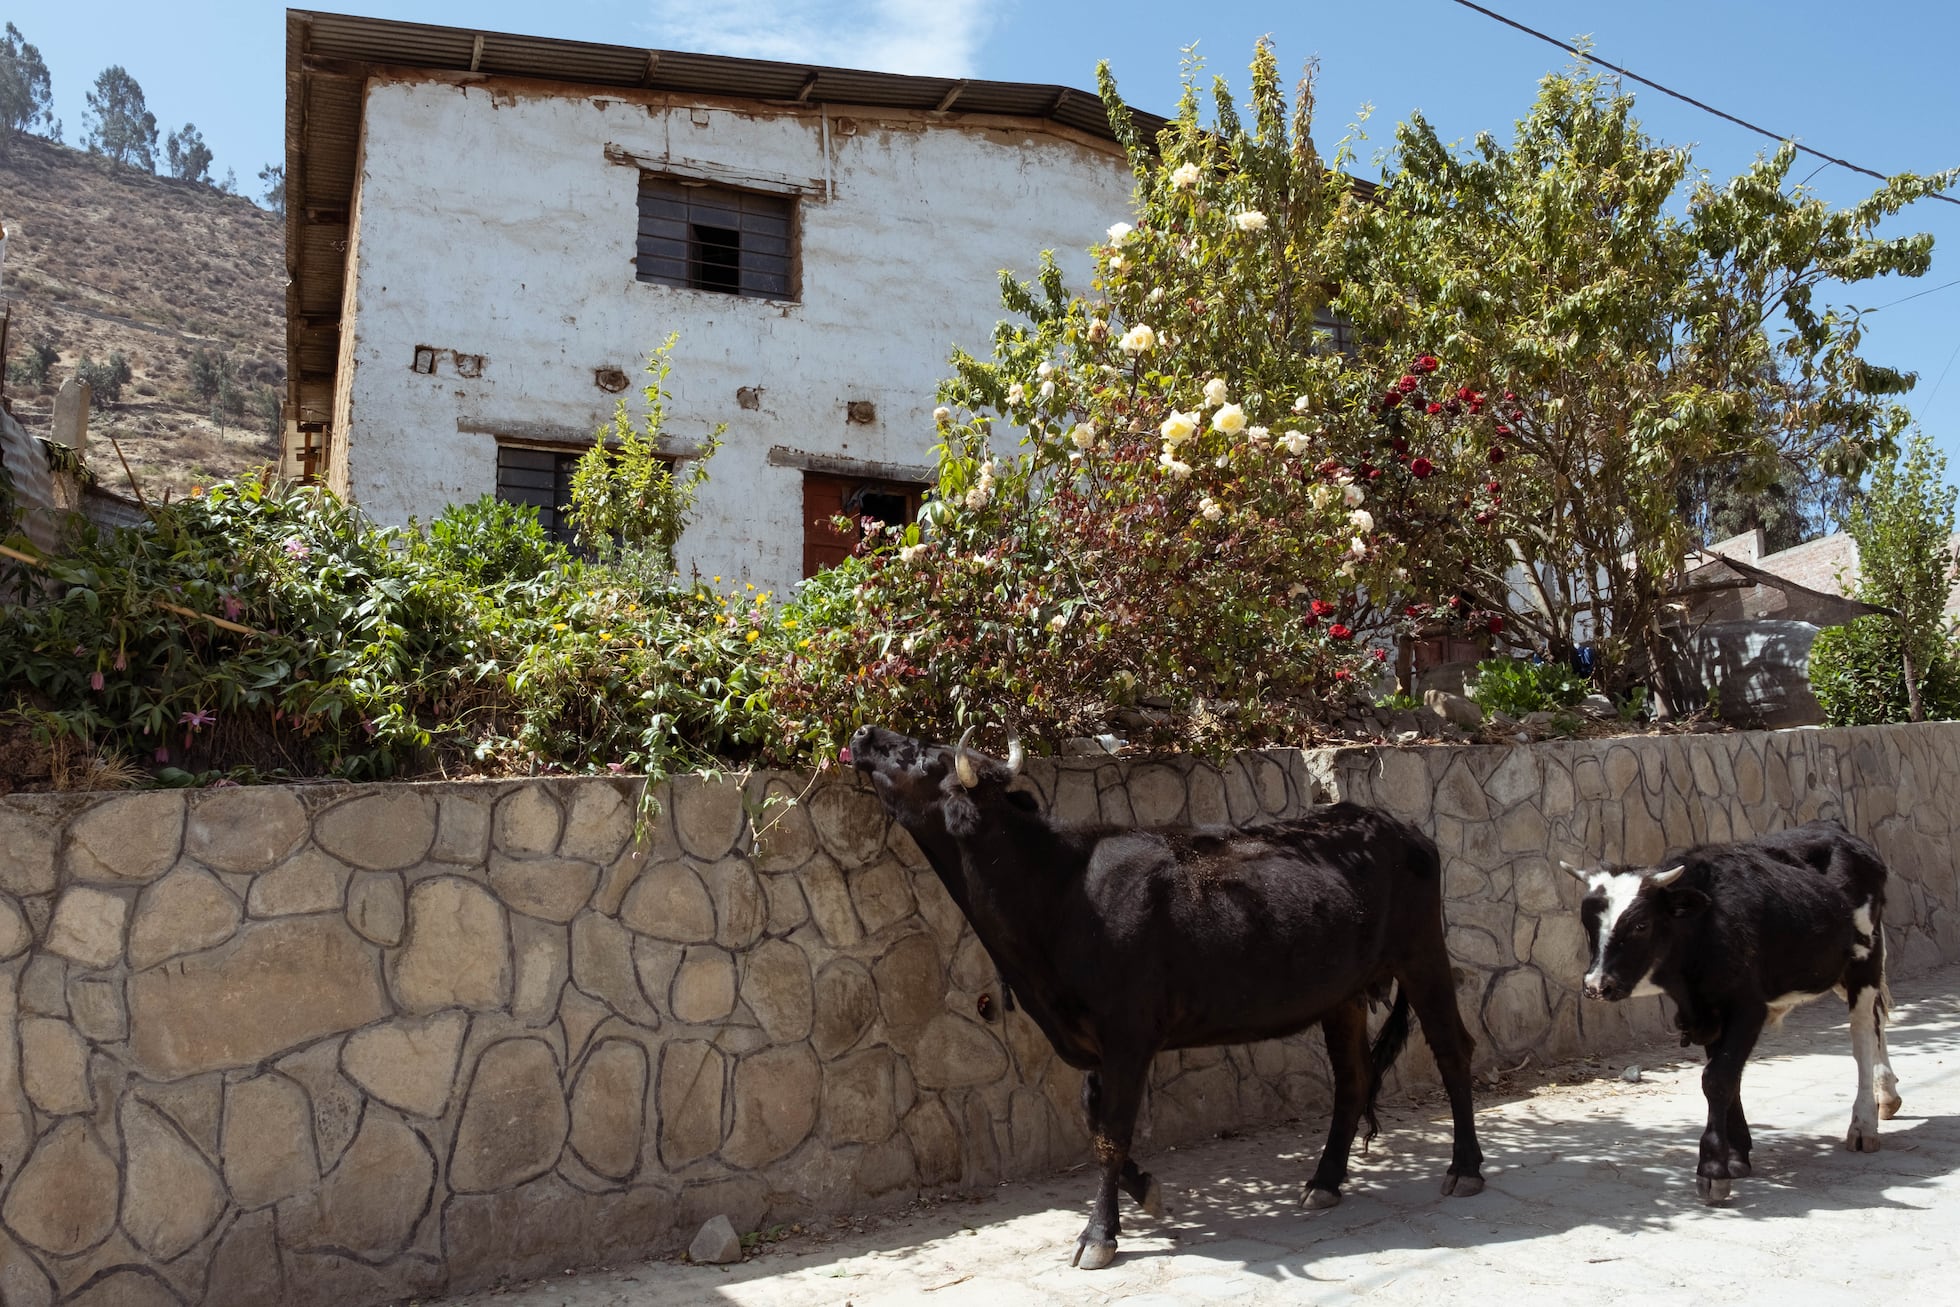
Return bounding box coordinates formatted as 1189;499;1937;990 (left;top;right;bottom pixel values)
1845;975;1891;1151
1724;1098;1753;1177
1871;931;1902;1121
1697;1004;1765;1203
1073;1056;1147;1270
1303;997;1372;1209
1081;1072;1167;1217
1402;966;1486;1196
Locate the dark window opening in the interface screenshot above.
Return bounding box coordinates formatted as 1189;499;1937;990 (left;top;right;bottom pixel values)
495;446;581;545
637;176;794;300
690;223;741;292
802;472;926;578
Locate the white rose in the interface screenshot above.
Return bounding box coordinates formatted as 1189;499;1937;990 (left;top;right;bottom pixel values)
898;544;924;563
1211;403;1246;435
1343;483;1367;507
1006;383;1025;405
1338;561;1357;578
1037;360;1055;378
1158;451;1193;478
1310;484;1335;510
1070;423;1098;450
1292;395;1311;414
1349;508;1374;534
1119;323;1156;355
1349;536;1367;559
1199;497;1224;522
1108;253;1125;272
1203;377;1230;407
1039;380;1056;401
1106;221;1134;244
1170;161;1202;190
964;486;991;510
1160;410;1199;443
1283;431;1313;457
1088;318;1109;342
1048;613;1068;632
1245;425;1269;447
1232;209;1269;232
933;406;951;424
1147;287;1167;303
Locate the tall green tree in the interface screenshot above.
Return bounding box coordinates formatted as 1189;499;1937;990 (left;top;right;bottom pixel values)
0;21;54;146
1845;431;1959;722
1336;65;1957;707
164;122;212;183
82;65;158;170
258;162;285;215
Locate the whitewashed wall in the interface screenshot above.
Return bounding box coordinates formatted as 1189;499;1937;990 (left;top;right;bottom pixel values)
333;80;1138;595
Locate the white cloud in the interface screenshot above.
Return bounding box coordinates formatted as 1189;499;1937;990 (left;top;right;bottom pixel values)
644;0;999;78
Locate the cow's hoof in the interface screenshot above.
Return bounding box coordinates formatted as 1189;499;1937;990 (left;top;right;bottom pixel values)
1441;1172;1484;1198
1727;1159;1752;1178
1846;1124;1881;1153
1696;1175;1732;1204
1879;1094;1903;1121
1071;1239;1118;1270
1303;1186;1342;1210
1140;1176;1171;1220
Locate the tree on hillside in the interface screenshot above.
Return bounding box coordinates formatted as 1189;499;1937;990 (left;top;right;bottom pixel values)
258;163;285;215
1336;65;1958;709
82;65;158;170
0;21;54;147
1844;431;1959;722
165;122;213;184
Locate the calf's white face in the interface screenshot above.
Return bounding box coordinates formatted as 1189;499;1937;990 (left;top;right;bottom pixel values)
1566;862;1692;1002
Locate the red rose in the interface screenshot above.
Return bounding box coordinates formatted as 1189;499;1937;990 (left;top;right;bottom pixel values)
1334;668;1352;681
1487;615;1505;634
1392;436;1409;453
1426;402;1442;415
1372;647;1389;662
1410;457;1434;478
1415;354;1440;373
1503;390;1517;401
1329;624;1355;642
1488;446;1506;464
1311;598;1336;618
1382;390;1404;409
1458;387;1478;402
1487;480;1501;493
1474;510;1494;524
1398;375;1420;392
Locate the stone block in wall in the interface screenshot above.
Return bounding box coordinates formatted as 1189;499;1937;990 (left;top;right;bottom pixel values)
489;853;600;924
822;1047;897;1146
910;1014;1008;1090
723;1044;820;1169
743;938;814;1043
568;1038;648;1179
1126;764;1186;827
799;856;864;947
619;861;716;943
450;1038;569;1193
205;1209;283;1305
434;791;493;863
657;1039;726;1169
129;916;389;1078
128;866;240;968
0;894;28;962
669;947;737;1023
511;916;569;1026
248;846;353;917
390;877;511;1013
494;787;563;858
314;791;437;870
61;791;184;884
20;1017;91;1115
342;1011;468;1118
849;859;916;938
671;775;749;861
45;886;129;969
571;912;660;1027
2;1118;119;1255
67;976;124;1043
805;783;886;866
873;932;944;1051
120;1096;226;1260
0;806;59;895
185;786;308;872
282;1111;437;1259
752;781;820;871
811;958;878;1060
560;783;636;865
701;859;766;950
347;871;406;946
221;1073;320;1208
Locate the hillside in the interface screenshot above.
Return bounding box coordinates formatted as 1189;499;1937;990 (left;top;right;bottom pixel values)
0;132;285;501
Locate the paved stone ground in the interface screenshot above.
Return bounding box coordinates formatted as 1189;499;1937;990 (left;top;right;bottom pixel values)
441;965;1960;1307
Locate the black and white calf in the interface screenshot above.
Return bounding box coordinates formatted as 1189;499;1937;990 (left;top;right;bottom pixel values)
1565;820;1902;1203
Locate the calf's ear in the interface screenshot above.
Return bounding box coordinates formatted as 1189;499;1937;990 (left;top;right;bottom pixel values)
1665;887;1710;918
943;788;983;837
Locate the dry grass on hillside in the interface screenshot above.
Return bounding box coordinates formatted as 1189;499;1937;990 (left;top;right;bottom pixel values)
1;133;285;501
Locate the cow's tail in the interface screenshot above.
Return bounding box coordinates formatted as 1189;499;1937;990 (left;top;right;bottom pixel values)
1364;984;1414;1143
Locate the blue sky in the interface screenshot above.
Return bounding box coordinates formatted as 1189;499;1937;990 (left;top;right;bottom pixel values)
18;1;1960;467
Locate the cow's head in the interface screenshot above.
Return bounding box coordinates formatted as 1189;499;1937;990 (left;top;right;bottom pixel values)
848;724;1027;837
1562;860;1709;1001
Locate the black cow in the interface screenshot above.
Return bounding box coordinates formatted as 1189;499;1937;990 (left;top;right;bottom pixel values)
849;724;1484;1269
1565;819;1902;1203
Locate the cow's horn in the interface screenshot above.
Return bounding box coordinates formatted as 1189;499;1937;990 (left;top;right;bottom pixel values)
1006;735;1025;776
1558;859;1590;882
1650;864;1687;887
954;726;980;788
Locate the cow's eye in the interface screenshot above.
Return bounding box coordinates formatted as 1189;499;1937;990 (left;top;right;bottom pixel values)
1627;921;1648;936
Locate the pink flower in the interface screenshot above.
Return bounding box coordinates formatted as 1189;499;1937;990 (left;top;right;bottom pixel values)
607;762;628;775
113;649;127;671
72;645;87;657
222;595;244;621
89;670;105;691
155;747;170;763
283;538;311;560
179;709;215;731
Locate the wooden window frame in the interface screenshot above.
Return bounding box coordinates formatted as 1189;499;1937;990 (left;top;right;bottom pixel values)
636;174;798;302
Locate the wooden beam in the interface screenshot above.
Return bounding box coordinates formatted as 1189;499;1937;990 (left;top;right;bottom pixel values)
469;33;485;72
795;70;820;103
935;80;967;112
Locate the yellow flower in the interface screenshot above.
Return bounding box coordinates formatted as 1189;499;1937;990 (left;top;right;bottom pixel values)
783;618;798;629
552;622;568;631
799;638;812;649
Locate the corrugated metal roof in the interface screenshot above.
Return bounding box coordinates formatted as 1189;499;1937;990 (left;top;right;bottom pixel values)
284;8;1162;433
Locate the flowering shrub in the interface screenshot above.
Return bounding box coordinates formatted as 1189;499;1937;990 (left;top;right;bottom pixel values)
762;46;1507;760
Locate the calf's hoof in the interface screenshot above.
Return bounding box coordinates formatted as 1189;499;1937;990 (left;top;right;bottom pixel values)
1696;1175;1732;1205
1878;1095;1903;1122
1726;1159;1752;1179
1303;1186;1342;1210
1441;1172;1484;1198
1140;1176;1171;1220
1071;1238;1118;1271
1846;1123;1881;1153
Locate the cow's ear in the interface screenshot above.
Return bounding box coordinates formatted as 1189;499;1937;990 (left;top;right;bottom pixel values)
942;789;982;837
1005;789;1040;813
1666;888;1711;918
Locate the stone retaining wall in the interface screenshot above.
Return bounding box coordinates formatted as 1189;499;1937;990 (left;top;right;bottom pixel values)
1;722;1956;1305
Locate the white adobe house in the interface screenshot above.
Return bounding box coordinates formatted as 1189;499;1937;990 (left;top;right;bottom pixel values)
283;11;1161;594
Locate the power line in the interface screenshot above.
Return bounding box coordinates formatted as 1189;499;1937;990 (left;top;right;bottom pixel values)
1869;276;1960;312
1447;0;1960;208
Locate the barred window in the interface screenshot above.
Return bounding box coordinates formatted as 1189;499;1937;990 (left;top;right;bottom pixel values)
494;446;581;544
636;176;794;300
